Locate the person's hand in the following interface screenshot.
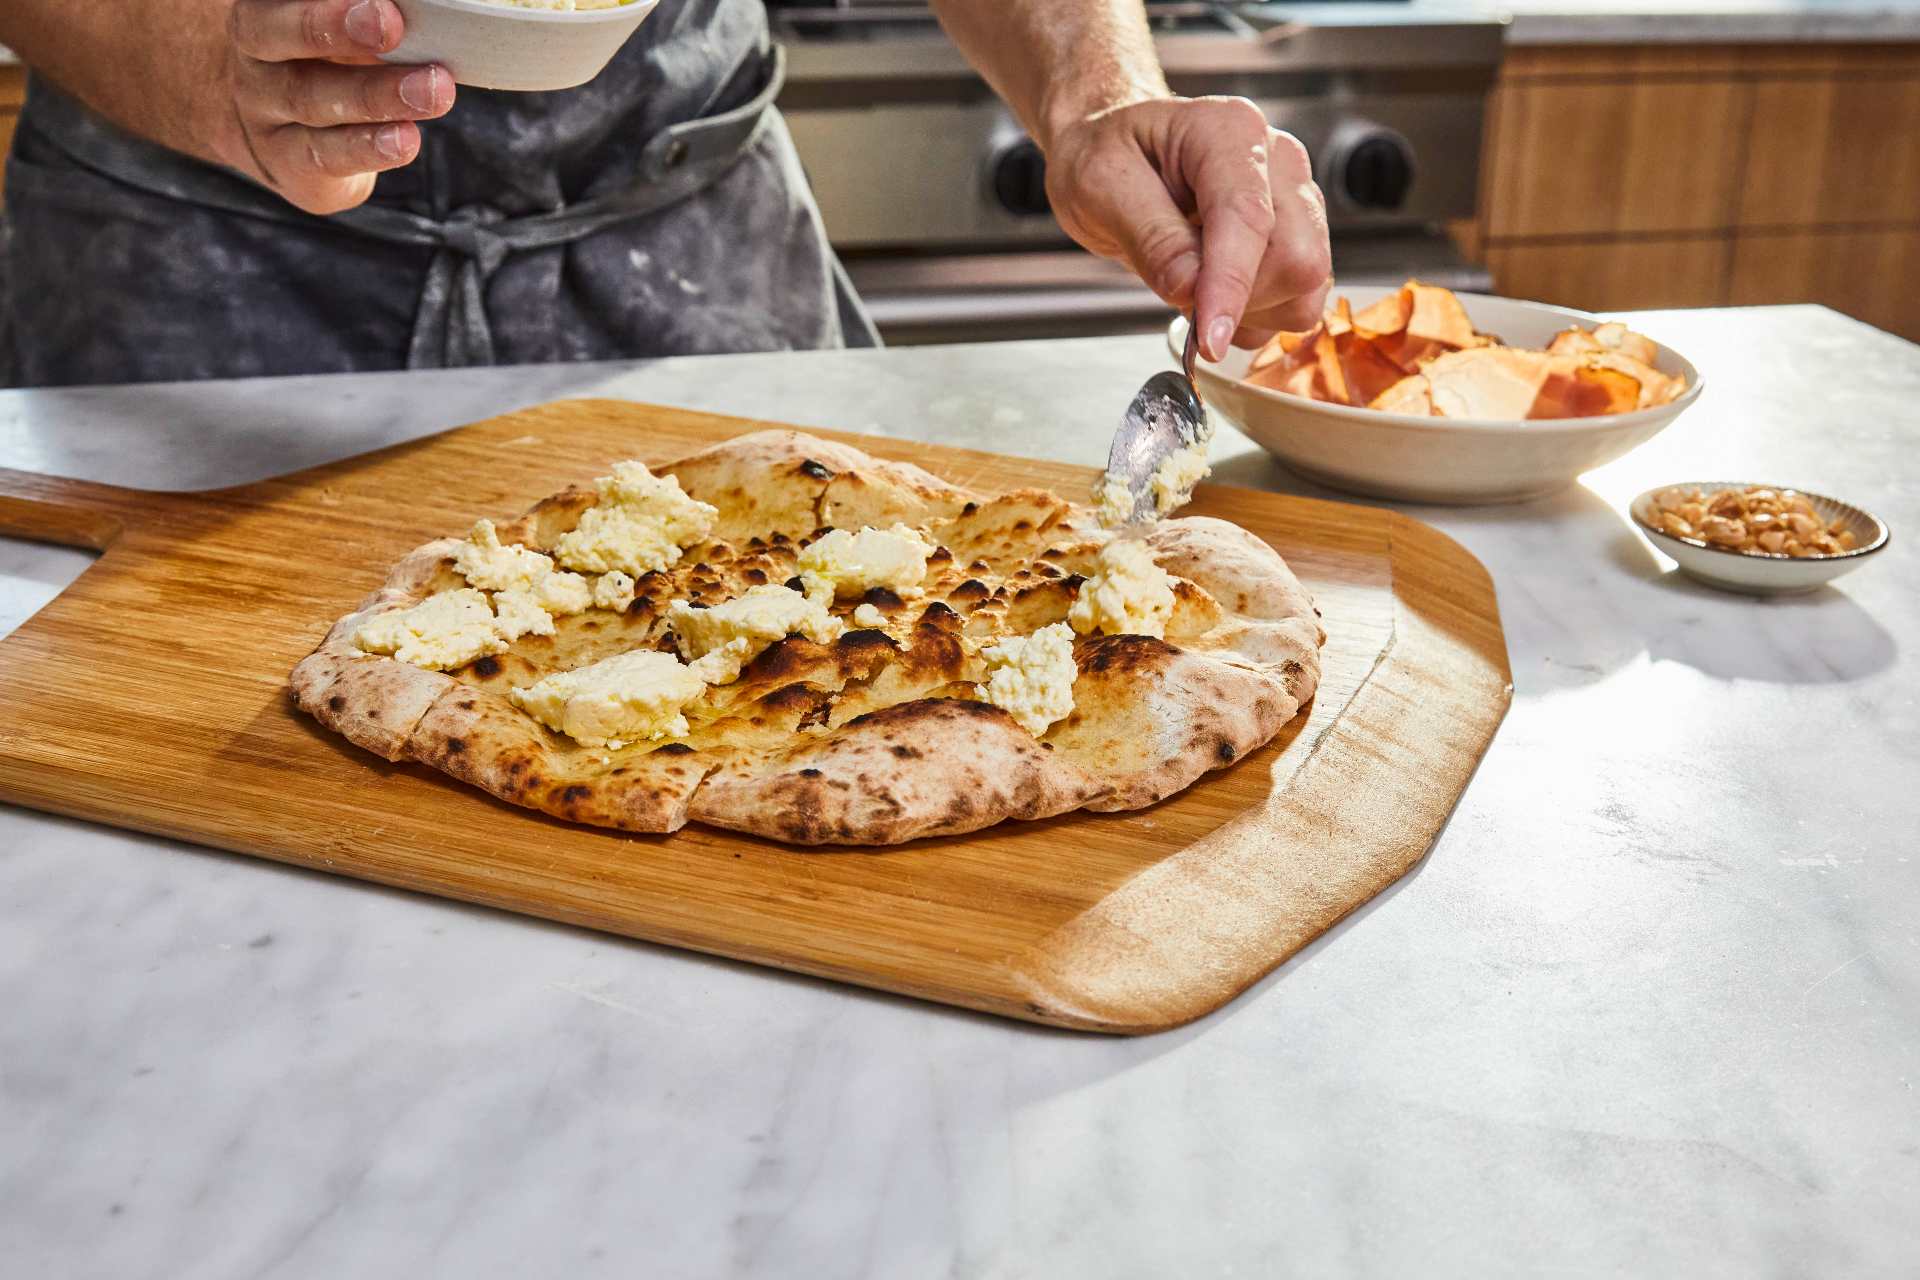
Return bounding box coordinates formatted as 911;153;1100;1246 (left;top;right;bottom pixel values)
223;0;456;214
1044;95;1332;360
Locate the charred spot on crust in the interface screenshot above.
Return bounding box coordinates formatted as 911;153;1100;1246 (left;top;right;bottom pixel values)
1012;519;1032;531
797;700;832;731
655;742;695;755
799;459;835;482
459;700;476;711
446;738;467;754
471;656;502;679
919;601;961;627
798;767;824;778
901;627;965;674
1061;573;1088;592
562;785;590;803
1011;579;1070;606
508;760;527;775
950;579;990;601
744;568;768;585
929;546;953;564
1215;739;1236;762
1081;634;1179;675
762;682;824;713
327;695;346;712
784;576;806;592
1282;659;1303;675
836;628;900;655
748;536;767;550
848;697;1009;730
960;501;979;516
861;586;904;609
968;559;991;573
890;745;921;759
745;637;833;683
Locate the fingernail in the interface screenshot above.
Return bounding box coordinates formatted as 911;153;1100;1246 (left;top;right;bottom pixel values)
374;123;409;161
399;67;438;113
1207;316;1235;361
345;0;385;49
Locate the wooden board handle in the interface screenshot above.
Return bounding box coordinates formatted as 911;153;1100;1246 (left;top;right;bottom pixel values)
0;468;179;551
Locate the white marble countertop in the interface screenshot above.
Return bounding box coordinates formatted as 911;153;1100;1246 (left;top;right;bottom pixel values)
3;305;1918;1276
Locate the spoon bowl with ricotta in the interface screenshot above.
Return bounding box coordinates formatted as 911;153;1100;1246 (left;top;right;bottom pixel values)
384;0;661;92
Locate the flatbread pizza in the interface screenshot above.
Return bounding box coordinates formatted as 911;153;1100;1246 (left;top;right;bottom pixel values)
292;431;1324;845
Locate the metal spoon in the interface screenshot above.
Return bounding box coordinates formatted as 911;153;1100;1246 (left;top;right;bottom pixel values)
1098;317;1212;529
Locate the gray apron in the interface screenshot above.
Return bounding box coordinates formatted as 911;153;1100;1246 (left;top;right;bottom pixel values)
0;0;876;387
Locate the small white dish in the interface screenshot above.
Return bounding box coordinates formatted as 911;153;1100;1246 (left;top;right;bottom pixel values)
385;0;660;92
1628;483;1890;595
1170;288;1705;505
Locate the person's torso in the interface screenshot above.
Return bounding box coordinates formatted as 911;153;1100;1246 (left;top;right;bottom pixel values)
369;0;771;217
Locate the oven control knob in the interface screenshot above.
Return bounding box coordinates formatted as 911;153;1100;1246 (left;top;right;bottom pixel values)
1337;132;1416;211
991;140;1052;217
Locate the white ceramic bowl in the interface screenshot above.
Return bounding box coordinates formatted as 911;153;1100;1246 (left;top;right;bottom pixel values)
385;0;660;92
1628;483;1890;595
1170;287;1705;505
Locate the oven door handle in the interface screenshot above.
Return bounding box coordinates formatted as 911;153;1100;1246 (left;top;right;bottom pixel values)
859;286;1174;328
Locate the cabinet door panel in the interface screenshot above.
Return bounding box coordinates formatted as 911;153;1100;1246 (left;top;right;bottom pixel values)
1485;80;1745;238
1740;76;1920;228
1486;238;1730;313
1730;230;1920;341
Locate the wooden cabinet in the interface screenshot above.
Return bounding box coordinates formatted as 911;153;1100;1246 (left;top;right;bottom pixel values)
1;65;22;202
1471;43;1920;341
1729;229;1920;338
1485;79;1745;238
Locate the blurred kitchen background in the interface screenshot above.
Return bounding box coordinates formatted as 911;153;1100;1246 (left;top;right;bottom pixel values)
6;1;1915;345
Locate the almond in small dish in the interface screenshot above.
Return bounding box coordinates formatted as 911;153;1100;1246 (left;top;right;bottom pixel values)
1648;485;1858;558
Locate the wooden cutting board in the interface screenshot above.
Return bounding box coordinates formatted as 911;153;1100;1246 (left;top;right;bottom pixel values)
0;400;1510;1033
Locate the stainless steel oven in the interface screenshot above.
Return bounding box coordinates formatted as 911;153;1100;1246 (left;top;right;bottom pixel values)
770;1;1505;343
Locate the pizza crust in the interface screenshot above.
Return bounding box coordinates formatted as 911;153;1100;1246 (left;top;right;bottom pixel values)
291;431;1325;846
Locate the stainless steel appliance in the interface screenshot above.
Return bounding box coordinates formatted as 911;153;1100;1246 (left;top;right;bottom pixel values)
770;1;1505;343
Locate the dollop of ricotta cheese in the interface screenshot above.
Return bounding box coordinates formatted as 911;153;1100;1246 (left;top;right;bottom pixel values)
354;589;506;670
591;571;637;612
851;602;888;630
668;583;845;664
1093;475;1139;529
553;460;718;577
453;519;554;593
797;524;934;599
509;650;706;747
1068;538;1177;639
1148;443;1210;515
489;587;558;642
535;571;593;616
976;621;1078;737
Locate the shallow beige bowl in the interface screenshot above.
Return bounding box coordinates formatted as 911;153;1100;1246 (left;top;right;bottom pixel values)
1171;287;1705;505
385;0;660;92
1628;483;1890;595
